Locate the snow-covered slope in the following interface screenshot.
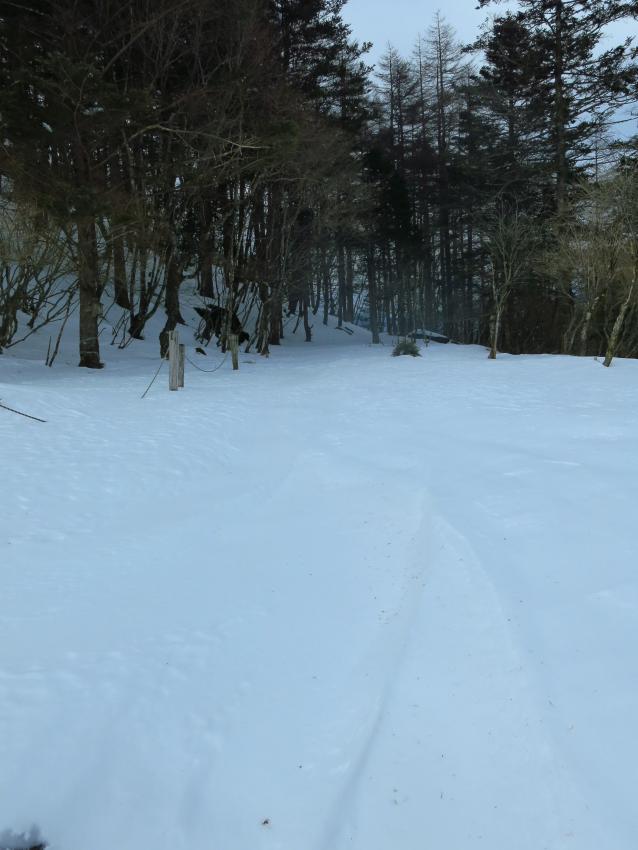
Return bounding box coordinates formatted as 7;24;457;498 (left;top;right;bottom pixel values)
1;314;637;850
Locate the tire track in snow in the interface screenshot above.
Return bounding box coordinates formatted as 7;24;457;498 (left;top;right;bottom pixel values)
300;458;434;850
330;510;618;850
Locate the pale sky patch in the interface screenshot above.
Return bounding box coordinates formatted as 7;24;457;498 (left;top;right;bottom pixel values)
343;0;492;66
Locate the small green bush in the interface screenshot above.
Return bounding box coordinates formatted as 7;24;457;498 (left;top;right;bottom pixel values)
392;339;421;357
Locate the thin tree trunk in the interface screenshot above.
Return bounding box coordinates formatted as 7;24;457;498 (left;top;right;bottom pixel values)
579;303;596;356
303;299;312;342
322;247;330;325
489;304;502;360
367;242;380;344
77;217;103;369
159;249;184;358
337;237;346;328
554;0;568;215
489;267;505;360
113;234;131;309
345;244;354;322
604;284;634;367
268;288;283;346
257;283;271;356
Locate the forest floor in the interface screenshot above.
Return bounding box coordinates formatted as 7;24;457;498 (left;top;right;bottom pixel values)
1;308;638;850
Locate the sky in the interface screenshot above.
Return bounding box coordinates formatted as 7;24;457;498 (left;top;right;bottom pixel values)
342;0;493;66
342;0;637;137
342;0;638;69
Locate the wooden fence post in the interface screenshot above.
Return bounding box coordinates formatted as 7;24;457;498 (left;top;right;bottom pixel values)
169;330;179;390
178;343;185;387
229;333;239;371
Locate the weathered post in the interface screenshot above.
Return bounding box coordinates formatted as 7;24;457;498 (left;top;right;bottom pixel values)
229;333;239;371
169;330;179;390
178;343;185;387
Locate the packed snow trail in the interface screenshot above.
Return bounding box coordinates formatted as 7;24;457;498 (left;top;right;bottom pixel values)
1;321;637;850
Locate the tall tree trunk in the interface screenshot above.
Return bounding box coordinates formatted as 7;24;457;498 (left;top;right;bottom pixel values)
604;283;634;367
554;0;568;215
159;249;184;358
465;221;474;342
198;198;216;297
489;303;502;360
345;244;354;322
303;298;312;342
337;236;346;328
268;286;283;346
367;242;380;344
257;283;271;356
322;246;330;325
113;234;131;309
489;270;506;360
77;217;103;369
111;149;132;310
579;298;599;356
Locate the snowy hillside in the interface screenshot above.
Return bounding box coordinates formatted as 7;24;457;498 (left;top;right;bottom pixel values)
1;315;637;850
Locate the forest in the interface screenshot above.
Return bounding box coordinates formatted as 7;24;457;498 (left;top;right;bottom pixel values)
1;0;637;368
3;6;638;847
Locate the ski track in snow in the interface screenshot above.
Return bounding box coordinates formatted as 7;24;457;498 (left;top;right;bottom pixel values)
1;315;638;850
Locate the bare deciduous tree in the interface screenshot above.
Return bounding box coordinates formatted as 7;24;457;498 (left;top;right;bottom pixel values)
482;203;535;359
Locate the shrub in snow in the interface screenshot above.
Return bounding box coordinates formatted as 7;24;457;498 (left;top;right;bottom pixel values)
392;339;421;357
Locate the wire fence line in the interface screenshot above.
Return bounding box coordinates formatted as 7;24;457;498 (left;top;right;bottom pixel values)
140;357;165;399
140;347;231;398
0;399;47;423
185;352;228;373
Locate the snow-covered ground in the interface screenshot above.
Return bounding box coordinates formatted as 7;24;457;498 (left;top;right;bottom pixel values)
1;310;637;850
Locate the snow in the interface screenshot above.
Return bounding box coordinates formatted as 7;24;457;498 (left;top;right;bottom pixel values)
1;306;637;850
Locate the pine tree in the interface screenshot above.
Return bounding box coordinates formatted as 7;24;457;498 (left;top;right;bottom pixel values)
477;0;637;214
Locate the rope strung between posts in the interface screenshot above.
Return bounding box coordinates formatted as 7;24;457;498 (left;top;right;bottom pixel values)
185;352;228;373
141;344;230;397
140;357;165;399
0;400;47;423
